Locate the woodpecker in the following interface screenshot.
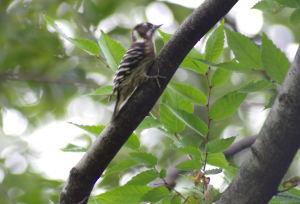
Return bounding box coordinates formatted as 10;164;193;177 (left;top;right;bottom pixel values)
108;22;163;120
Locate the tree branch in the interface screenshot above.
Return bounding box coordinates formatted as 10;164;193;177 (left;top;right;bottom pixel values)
58;0;239;203
223;135;258;157
218;45;300;203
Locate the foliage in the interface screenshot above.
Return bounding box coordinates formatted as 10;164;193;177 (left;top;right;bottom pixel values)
41;8;300;202
2;0;300;203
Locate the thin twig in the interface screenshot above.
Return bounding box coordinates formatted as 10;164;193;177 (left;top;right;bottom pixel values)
95;55;111;69
153;167;187;202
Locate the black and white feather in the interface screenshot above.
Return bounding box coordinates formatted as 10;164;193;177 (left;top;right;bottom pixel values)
108;22;162;120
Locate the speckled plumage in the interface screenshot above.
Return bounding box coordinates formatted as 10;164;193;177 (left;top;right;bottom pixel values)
109;23;162;120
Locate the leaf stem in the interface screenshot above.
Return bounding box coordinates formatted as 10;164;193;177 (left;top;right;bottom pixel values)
95;55;111;69
153;167;186;202
202;67;212;191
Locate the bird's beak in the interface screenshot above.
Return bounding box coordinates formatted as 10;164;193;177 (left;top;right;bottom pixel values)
155;24;163;29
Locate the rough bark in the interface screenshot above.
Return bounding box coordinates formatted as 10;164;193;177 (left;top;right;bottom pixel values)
59;0;239;203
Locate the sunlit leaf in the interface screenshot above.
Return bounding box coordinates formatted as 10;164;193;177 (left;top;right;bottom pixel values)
264;94;277;110
136;117;161;130
43;14;100;55
95;185;152;204
126;169;158;186
162;104;208;136
69;123;105;137
238;80;276;93
168;82;207;105
206;153;228;168
102;159;139;177
159;103;185;134
225;28;263;70
196;59;252;73
98;30;126;72
204;168;222;175
159;168;167;179
174;146;202;158
180;133;204;148
124;133;140;150
274;0;300;8
88;85;113;95
223;166;238;182
252;0;284;15
175;160;202;171
209;91;247;121
158;30;207;73
129;152;158;168
162;88;194;113
205;20;224;63
139;186;169;203
205;137;236;153
211;68;232;88
290;9;300;27
261;32;290;84
60;143;87;152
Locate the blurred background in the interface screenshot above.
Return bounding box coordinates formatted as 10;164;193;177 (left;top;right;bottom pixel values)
1;0;300;203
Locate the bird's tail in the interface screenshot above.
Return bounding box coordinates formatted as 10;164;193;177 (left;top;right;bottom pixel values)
112;91;121;121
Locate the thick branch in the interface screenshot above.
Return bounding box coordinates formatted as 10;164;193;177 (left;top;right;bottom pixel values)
219;45;300;203
59;0;239;203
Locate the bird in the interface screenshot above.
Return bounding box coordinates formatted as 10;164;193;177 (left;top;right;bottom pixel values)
108;22;163;120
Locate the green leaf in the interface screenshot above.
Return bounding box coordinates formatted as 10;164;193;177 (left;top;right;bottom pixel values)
252;0;284;15
261;32;290;84
88;85;113;95
124;133;140;150
204;168;222;175
196;59;252;73
238;80;276;93
206;153;228;168
98;30;126;72
95;185;152;204
175;160;202;171
43;14;100;55
158;30;172;44
156;127;178;141
159;103;186;134
60;143;87;152
168;82;207;105
140;186;169;203
69;123;105;137
174;146;202;159
126;169;158;186
185;196;198;204
129;152;158;168
159;168;167;179
181;48;207;74
211;69;232;88
161;196;182;204
162;104;208;136
223;166;238;182
205;137;236;153
264;94;277;110
209;91;247;121
158;30;207;73
102;159;139;177
180;133;204;148
274;0;300;8
225;28;263;70
290;9;300;27
205;20;224;63
162;88;194;113
136;116;161;130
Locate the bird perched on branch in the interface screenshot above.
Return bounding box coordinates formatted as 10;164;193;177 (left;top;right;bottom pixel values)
108;22;163;120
